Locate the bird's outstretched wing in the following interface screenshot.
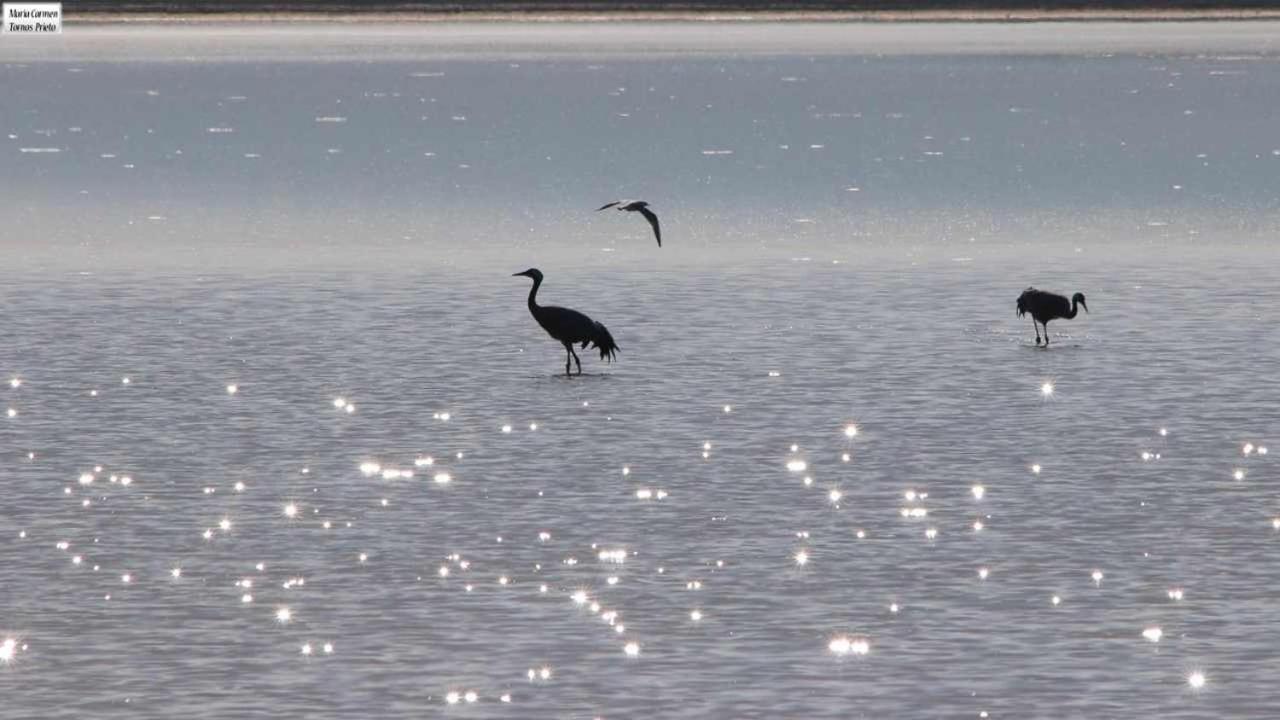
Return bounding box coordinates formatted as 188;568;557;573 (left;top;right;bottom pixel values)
596;201;621;211
638;206;661;247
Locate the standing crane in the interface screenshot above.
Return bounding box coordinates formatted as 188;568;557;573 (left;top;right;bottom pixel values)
1016;287;1088;346
513;268;620;376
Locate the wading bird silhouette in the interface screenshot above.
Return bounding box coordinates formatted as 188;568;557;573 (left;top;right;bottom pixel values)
596;200;661;247
1016;287;1088;346
514;268;619;376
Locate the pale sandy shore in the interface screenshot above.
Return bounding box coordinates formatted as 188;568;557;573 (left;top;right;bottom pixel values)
6;19;1279;62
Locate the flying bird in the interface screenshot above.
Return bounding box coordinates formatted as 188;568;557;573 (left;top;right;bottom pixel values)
513;268;620;376
1016;287;1089;346
596;200;661;247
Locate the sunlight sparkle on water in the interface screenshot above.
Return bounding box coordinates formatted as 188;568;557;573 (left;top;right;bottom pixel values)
1092;570;1104;586
1040;381;1054;398
828;636;870;656
971;485;985;500
624;641;640;657
276;607;292;624
0;639;16;664
795;549;810;566
1188;671;1206;690
283;503;298;519
1142;626;1162;643
843;424;858;438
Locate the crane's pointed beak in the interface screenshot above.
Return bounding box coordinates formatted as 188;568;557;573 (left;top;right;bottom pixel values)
512;271;526;277
1081;300;1089;313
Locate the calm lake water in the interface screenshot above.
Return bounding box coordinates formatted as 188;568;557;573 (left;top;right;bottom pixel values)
2;22;1279;719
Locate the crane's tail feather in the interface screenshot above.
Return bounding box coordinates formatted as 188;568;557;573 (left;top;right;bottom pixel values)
1016;287;1036;317
588;321;619;362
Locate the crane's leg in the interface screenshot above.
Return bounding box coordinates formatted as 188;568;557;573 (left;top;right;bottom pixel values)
1031;318;1041;345
570;347;582;375
563;344;572;376
1042;321;1050;347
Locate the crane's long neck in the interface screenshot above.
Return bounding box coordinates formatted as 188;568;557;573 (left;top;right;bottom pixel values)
1067;298;1080;319
527;276;542;312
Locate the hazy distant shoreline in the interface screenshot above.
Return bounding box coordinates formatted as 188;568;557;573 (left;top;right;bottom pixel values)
61;2;1280;24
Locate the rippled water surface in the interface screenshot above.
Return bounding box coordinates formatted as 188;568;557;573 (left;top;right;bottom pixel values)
2;22;1280;719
